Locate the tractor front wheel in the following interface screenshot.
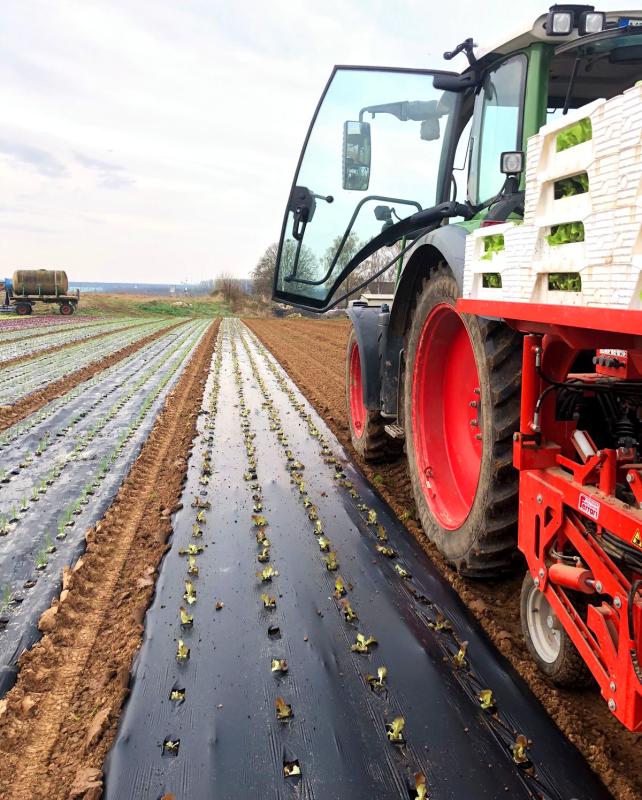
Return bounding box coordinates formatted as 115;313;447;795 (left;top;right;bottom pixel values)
404;267;522;576
346;328;400;462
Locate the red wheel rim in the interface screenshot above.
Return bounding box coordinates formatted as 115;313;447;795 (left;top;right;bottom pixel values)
411;303;482;530
60;304;72;315
349;340;367;439
16;305;28;316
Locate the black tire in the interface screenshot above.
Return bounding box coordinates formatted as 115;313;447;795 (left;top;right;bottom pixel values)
520;572;593;687
60;303;73;316
345;328;401;462
15;302;30;316
404;266;522;577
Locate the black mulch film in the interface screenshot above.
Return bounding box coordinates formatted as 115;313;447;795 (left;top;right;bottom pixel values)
104;320;612;800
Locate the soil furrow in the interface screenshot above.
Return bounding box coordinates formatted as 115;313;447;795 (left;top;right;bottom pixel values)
0;319;218;800
0;321;185;432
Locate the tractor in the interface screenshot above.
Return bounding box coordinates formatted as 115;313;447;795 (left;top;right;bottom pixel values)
272;7;642;730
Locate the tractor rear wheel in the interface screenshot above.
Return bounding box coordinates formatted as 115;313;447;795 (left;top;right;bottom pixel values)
403;267;522;576
520;572;592;687
346;328;401;462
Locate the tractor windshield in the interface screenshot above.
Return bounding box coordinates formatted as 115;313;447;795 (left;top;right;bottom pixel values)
273;67;460;309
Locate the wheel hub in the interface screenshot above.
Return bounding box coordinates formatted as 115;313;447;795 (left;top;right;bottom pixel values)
526;583;561;664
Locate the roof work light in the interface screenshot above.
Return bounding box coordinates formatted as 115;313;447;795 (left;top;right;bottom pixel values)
579;10;605;34
545;5;605;37
547;6;574;35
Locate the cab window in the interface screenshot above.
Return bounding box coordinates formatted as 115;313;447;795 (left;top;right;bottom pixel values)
469;54;526;204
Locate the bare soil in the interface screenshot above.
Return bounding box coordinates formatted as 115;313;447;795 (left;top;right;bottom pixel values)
0;320;218;800
245;316;642;800
0;321;183;432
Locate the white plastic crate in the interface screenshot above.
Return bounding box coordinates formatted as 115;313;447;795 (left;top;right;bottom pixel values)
464;83;642;309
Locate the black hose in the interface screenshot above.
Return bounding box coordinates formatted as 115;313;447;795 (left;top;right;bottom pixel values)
628;580;642;683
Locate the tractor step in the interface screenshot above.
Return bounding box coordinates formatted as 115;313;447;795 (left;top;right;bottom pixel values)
384;423;405;440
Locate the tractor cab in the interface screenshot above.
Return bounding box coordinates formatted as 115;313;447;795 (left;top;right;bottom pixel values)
273;7;642;311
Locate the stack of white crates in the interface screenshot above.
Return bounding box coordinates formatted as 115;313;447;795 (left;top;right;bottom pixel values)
463;83;642;308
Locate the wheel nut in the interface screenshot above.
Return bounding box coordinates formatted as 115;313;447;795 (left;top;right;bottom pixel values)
536;494;543;504
609;681;616;692
608;698;616;712
470;419;478;427
469;400;478;408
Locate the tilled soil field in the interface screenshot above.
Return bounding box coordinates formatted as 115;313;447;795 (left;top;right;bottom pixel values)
245;316;642;800
0;320;219;800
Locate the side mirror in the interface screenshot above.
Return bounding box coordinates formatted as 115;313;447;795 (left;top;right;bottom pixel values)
342;120;371;191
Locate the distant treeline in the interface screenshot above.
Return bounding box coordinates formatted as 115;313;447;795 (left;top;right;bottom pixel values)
69;279;253;296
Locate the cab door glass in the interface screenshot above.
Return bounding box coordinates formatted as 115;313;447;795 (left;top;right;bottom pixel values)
470;55;526;204
273;67;459;308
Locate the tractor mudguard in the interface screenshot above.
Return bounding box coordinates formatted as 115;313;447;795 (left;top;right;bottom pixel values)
347;304;403;417
346;305;381;411
389;223;468;337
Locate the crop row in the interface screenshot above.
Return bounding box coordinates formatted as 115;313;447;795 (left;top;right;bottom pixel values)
0;316;112;345
0;321;195;454
0;318;175;404
0;317;139;362
160;328;224;756
0;320;211;686
0;321;207;516
0;315;92;335
240;324;539;783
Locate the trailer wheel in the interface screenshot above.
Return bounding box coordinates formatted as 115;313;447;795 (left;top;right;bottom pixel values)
404;266;522;576
346;328;401;462
16;302;31;316
59;303;73;316
520;572;592;687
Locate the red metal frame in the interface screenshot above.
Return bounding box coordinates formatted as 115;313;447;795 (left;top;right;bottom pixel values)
459;299;642;731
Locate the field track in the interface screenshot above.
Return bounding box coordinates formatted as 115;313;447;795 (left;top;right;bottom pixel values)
245;316;642;800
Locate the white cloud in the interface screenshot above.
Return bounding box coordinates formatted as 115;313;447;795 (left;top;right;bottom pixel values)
0;0;631;283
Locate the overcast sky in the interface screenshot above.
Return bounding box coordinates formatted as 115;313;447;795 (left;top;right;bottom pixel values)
0;1;630;284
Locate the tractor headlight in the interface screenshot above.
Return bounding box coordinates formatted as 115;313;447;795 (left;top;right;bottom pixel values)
546;8;573;36
579;10;605;35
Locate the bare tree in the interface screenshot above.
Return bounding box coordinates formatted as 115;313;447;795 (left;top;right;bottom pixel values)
253;240;318;299
215;271;239;304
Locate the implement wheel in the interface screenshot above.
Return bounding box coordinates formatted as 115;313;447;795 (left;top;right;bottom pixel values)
16;302;31;316
60;303;74;316
520;572;592;687
404;266;522;576
346;328;400;462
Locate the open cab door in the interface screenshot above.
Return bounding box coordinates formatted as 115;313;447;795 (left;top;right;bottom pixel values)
273;66;462;310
